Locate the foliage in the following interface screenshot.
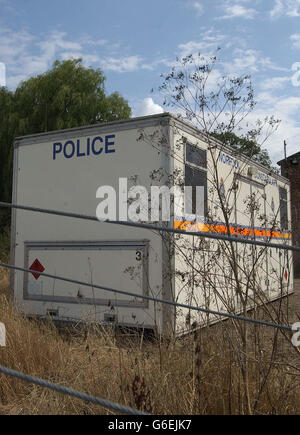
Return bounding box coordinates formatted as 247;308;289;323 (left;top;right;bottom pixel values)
149;51;290;414
157;52;279;167
0;295;298;414
0;59;131;224
0;88;15;211
13;59;131;134
211;131;274;169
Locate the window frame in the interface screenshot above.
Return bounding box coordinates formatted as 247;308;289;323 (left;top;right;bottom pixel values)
184;142;208;221
279;186;288;230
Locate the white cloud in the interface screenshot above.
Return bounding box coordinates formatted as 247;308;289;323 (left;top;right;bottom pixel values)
217;2;257;20
165;95;299;163
134;98;164;117
228;91;300;163
178;29;225;57
60;52;83;61
223;49;288;76
290;33;300;49
178;41;211;56
185;1;204;16
79;36;108;47
0;27;33;60
270;0;285;18
260;76;291;90
228;49;260;73
192;1;204;16
0;28;89;87
81;54;102;64
100;55;143;73
40;31;82;53
258;57;289;72
270;0;300;19
202;29;226;44
0;26;144;88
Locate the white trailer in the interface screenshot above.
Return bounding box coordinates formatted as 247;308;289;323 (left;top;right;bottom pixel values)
11;113;293;334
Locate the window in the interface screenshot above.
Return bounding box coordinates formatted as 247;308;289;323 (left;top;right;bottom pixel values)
186;143;207;168
185;143;208;218
185;163;207;217
279;187;288;230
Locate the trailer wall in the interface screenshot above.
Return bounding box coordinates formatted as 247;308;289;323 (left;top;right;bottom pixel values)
12;119;169;331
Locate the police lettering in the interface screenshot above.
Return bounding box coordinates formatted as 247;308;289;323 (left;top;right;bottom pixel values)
53;135;115;160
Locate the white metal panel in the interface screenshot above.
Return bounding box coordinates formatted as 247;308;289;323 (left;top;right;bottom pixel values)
171;123;293;334
12;122;167;331
24;242;148;306
11;114;293;335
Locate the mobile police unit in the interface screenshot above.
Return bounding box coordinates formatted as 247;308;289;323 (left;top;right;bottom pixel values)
11;113;293;334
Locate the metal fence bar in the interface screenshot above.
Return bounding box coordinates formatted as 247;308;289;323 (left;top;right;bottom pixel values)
0;196;296;416
0;261;296;333
0;365;149;415
0;201;299;252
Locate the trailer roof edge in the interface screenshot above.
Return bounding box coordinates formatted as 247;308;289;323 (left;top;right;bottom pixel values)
13;112;289;185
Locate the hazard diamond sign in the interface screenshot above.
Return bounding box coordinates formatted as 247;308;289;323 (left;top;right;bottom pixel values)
29;258;45;280
284;269;288;281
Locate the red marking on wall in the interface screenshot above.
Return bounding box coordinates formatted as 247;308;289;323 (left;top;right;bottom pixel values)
29;258;45;280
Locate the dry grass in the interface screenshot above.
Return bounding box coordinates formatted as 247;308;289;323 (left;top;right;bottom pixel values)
0;267;299;415
0;227;299;415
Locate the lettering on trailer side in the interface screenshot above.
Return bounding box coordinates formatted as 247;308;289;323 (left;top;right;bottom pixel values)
218;152;277;185
53;135;116;160
254;171;277;186
218;152;240;169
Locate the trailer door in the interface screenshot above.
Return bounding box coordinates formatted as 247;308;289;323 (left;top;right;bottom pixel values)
23;241;149;311
234;175;267;305
234;175;266;232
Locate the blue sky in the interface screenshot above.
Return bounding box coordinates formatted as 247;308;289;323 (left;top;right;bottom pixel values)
1;0;300;164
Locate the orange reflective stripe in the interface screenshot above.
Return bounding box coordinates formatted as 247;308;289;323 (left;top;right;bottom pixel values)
174;220;292;239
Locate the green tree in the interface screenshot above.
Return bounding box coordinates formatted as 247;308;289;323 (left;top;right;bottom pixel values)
211;131;274;169
0;88;15;227
0;59;131;226
14;58;131;134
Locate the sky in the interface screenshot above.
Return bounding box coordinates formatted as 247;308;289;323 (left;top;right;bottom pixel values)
1;0;300;164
